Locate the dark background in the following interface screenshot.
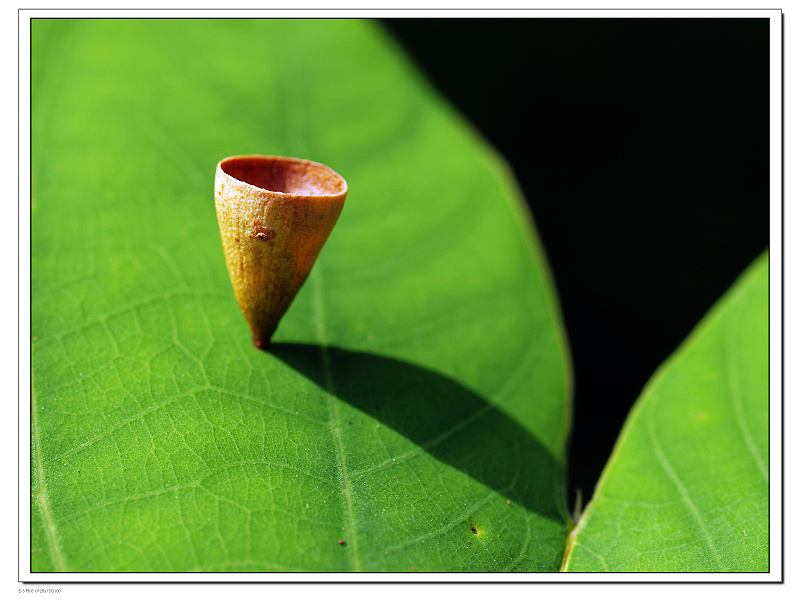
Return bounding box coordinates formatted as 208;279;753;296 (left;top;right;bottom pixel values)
382;18;770;507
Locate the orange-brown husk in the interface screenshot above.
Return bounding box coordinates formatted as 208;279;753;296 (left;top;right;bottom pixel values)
214;155;347;348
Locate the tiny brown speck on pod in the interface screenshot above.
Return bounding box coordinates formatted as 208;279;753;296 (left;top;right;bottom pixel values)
214;155;347;349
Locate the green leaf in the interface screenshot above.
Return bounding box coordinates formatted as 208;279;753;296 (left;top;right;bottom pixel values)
563;252;768;572
31;19;571;572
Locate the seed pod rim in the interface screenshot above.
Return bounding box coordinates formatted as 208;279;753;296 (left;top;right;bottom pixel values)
216;154;348;201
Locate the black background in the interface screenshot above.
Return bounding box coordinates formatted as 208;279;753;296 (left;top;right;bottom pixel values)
382;17;770;507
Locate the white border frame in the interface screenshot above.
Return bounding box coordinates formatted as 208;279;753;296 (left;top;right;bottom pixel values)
17;6;784;587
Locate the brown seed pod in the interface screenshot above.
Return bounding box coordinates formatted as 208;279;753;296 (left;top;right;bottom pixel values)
214;155;347;349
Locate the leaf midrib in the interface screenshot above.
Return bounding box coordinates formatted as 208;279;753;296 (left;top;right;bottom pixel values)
311;266;360;572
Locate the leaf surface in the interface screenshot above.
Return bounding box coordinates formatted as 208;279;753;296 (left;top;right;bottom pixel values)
563;252;768;572
31;19;571;572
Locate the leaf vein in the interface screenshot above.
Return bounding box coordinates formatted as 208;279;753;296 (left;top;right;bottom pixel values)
646;410;724;570
32;388;67;571
724;322;767;481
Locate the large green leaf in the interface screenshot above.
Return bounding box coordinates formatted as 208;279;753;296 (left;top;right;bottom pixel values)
563;252;768;572
31;19;571;572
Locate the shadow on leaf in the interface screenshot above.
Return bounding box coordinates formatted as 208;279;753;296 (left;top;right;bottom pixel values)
269;343;567;523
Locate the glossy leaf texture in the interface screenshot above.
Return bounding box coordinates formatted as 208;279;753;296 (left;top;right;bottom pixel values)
31;20;572;572
563;252;768;572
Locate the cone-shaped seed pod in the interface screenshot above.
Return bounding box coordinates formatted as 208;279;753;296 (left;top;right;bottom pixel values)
214;155;347;349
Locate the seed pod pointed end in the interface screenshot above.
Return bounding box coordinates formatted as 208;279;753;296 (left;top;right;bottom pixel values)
214;155;347;349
